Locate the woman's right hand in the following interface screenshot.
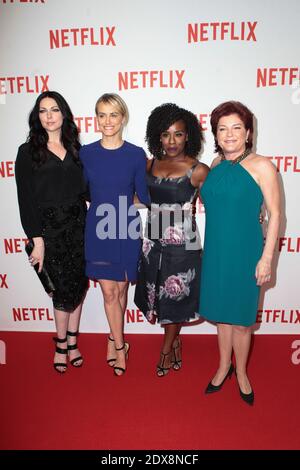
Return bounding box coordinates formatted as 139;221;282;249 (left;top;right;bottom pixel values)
29;237;45;273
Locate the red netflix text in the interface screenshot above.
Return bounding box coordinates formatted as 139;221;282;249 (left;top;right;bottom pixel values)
0;75;49;95
188;21;257;42
4;238;28;254
278;237;300;253
0;274;8;289
195;114;210;131
118;70;185;91
257;68;299;87
74;117;100;134
257;309;300;324
49;27;116;49
13;307;53;322
265;156;300;173
0;162;14;178
126;309;145;323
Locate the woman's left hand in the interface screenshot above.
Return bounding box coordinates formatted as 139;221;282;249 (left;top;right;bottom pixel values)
255;257;272;286
29;238;45;273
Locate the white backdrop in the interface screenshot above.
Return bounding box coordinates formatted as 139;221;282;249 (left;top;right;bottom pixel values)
0;0;299;334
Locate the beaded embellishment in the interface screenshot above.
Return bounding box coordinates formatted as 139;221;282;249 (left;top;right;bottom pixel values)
221;147;251;165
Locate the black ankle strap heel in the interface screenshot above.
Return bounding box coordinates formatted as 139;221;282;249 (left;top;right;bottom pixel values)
157;351;171;377
53;336;68;374
67;330;83;367
107;336;116;366
113;343;130;376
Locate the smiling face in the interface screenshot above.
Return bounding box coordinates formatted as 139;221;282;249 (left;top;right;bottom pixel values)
39;97;63;134
216;113;249;158
160;120;188;159
96;102;125;138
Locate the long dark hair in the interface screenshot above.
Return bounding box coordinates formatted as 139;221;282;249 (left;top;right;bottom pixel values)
27;91;80;168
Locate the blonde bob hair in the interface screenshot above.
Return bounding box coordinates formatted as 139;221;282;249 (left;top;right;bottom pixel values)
95;93;129;125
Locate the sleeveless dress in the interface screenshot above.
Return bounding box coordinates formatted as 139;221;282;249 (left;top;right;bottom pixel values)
199;159;264;326
134;161;202;325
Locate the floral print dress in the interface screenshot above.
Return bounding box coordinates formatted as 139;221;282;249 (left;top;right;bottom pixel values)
134;160;202;325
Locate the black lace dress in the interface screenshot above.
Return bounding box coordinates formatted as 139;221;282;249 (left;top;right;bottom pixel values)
15;143;88;312
134;161;202;325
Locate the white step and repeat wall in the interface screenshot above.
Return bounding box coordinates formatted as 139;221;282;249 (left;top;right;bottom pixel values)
0;0;299;334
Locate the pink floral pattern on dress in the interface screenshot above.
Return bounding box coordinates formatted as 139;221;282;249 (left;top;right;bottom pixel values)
142;238;154;263
146;282;157;324
159;269;196;301
161;226;185;245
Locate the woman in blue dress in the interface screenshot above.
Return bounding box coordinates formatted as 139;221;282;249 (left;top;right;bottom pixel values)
199;101;281;404
80;93;149;376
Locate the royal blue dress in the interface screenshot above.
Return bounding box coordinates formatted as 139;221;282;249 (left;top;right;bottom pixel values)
80;140;150;281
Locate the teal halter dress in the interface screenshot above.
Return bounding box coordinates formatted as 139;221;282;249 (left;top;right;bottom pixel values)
199;158;264;326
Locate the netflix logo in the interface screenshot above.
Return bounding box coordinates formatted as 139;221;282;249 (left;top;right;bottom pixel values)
257;67;299;87
118;70;185;91
195;113;211;131
0;274;8;289
126;308;145;323
4;238;28;254
0;161;14;178
188;21;257;43
0;75;49;95
278;237;300;253
74;116;100;134
266;156;300;173
257;309;300;324
49;27;116;49
12;307;53;322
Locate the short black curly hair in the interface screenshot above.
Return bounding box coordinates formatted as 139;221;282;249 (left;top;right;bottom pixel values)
145;103;203;159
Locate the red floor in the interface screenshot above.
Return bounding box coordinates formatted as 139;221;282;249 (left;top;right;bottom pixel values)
0;332;299;450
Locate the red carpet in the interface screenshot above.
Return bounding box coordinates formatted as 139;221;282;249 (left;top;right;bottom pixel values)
0;332;299;450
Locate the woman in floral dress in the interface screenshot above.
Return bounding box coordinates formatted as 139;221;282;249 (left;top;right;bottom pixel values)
134;103;209;376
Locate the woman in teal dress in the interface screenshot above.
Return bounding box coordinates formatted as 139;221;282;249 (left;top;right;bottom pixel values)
199;101;281;404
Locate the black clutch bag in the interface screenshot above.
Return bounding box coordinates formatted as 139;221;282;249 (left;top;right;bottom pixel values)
25;239;56;294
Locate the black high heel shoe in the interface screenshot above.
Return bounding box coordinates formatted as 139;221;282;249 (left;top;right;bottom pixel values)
235;371;254;406
156;351;172;377
171;336;182;371
113;342;130;376
67;330;83;367
107;336;116;367
53;336;68;374
205;363;234;394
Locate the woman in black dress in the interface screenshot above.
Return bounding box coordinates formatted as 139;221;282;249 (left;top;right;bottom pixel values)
15;91;88;373
134;103;209;376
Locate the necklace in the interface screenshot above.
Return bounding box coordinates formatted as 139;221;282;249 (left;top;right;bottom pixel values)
221;147;251;165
